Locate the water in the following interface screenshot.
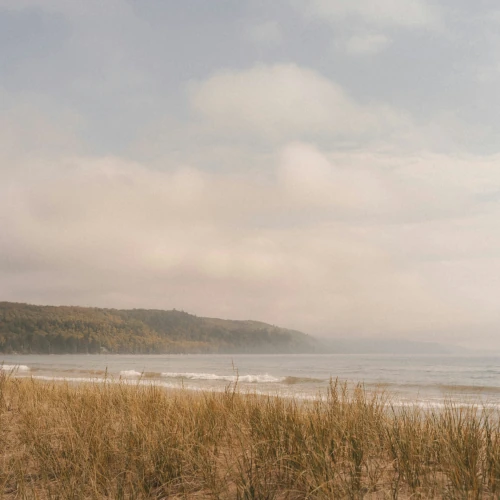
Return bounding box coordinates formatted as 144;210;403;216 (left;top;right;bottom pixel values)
2;353;500;407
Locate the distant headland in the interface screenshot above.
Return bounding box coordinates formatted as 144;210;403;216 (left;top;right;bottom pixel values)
0;301;462;356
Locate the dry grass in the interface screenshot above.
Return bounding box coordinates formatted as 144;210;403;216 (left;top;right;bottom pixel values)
1;372;499;499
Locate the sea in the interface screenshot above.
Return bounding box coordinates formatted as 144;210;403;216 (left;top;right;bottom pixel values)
1;353;500;408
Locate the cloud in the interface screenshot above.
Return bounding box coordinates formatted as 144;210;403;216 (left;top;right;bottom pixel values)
0;150;449;337
3;74;500;347
340;33;392;55
277;143;389;214
296;0;441;29
245;21;283;46
4;110;500;348
189;63;410;143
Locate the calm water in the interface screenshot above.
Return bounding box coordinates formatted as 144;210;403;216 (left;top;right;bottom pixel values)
2;353;500;407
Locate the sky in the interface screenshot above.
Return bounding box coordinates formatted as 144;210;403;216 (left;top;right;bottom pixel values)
1;0;500;348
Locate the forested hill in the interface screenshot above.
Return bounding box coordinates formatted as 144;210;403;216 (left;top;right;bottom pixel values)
0;302;317;354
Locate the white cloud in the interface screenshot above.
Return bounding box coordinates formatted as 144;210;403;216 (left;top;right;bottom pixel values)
277;143;389;212
245;21;283;46
340;33;392;55
189;63;410;143
297;0;441;29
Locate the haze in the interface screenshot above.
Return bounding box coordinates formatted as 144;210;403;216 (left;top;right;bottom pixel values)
1;0;500;349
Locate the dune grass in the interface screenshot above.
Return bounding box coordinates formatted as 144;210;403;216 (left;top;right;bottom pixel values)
1;373;499;499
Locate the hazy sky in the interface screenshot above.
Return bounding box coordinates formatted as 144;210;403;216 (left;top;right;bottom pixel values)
2;0;500;348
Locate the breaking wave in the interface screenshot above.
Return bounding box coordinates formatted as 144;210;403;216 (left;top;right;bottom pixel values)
112;371;327;384
120;370;142;377
0;364;30;372
161;372;284;383
118;370;162;378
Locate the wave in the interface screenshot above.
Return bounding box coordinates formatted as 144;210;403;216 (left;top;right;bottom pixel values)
375;381;500;395
433;384;500;394
118;370;162;378
0;364;30;372
114;371;326;384
161;372;284;383
120;370;142;377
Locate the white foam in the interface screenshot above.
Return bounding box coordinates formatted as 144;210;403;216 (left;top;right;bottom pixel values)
119;370;142;377
389;399;500;410
239;374;283;383
0;364;30;372
160;372;284;383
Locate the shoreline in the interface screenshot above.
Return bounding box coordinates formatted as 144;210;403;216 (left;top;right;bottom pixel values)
3;353;500;410
3;367;500;410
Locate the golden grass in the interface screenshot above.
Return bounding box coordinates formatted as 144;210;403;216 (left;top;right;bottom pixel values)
1;372;500;499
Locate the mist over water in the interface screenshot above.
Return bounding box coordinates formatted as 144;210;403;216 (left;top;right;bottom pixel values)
2;353;500;407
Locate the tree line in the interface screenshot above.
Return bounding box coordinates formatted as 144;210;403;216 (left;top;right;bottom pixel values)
0;302;315;354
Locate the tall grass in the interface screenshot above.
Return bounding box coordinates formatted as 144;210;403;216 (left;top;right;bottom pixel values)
1;372;499;499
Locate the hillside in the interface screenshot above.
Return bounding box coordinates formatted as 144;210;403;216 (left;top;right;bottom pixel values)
0;302;316;354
